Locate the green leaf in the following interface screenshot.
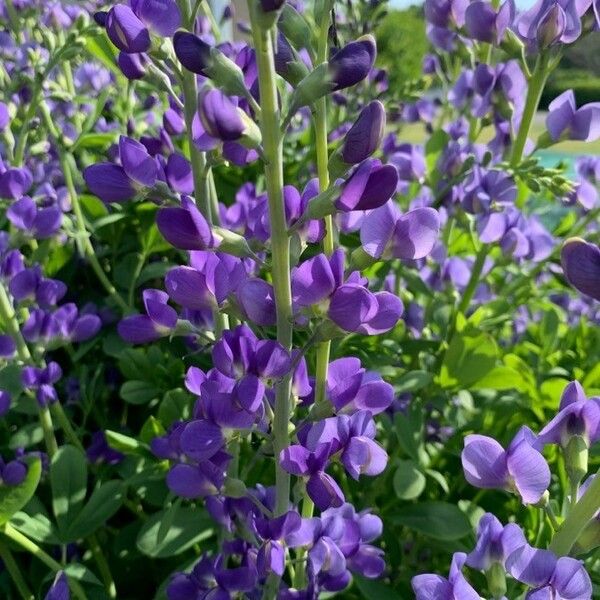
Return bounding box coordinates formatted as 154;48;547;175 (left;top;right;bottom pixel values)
391;501;472;540
136;507;213;558
158;389;194;427
393;460;426;500
355;575;403;600
439;327;498;389
471;366;528;391
0;457;42;526
120;380;160;405
66;482;123;541
9;423;44;449
395;370;432;394
50;446;87;536
11;510;59;544
105;430;151;458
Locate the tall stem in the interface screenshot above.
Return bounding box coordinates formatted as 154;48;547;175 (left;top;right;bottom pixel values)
549;467;600;556
177;0;228;336
313;10;333;408
510;53;550;168
37;101;129;313
249;4;293;521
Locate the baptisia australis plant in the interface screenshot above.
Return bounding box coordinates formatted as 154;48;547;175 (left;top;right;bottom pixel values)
3;0;600;597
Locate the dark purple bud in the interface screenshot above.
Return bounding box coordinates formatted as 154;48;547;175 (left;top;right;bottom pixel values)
93;10;108;26
341;101;386;165
117;51;147;80
106;4;151;53
44;571;69;600
0;335;15;358
329;35;377;91
260;0;286;11
156;197;214;250
165;153;193;194
173;31;212;76
198;88;245;141
561;238;600;301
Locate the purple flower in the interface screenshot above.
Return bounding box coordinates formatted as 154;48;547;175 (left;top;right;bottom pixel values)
326;357;394;414
339;101;386;165
336;159;398;212
106;4;151;54
7;196;62;238
561;238;600;301
0;334;16;358
412;552;480;600
538;380;600;447
86;431;124;465
517;0;588;47
118;289;177;344
506;545;592;599
461;426;550;504
22;362;62;407
117;51;147;79
0;167;33;200
280;442;345;510
360;202;440;260
0;391;11;417
173;31;212;75
156;197;214;250
44;572;69;600
546;90;600;143
466;513;527;571
198;88;246;141
131;0;181;38
329;35;377;91
465;0;514;44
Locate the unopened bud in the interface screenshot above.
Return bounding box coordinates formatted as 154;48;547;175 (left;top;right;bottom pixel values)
486;563;507;599
224;477;247;498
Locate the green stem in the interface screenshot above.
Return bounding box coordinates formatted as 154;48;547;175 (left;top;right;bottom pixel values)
510;53;550;168
549;467;600;556
51;403;85;454
249;2;293;524
0;542;34;600
87;534;117;599
2;524;87;600
457;244;488;316
292;496;314;588
38;102;129;313
39;405;59;458
312;9;333;410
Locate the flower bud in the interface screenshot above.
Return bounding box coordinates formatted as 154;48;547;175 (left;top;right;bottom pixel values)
117;51;147;80
286;36;376;116
564;434;588;486
329;101;386;177
279;4;312;50
537;4;566;48
106;4;151;54
173;31;212;75
486;562;507;599
198;88;262;149
223;477;247;498
275;32;309;86
329;35;377;91
93;10;108;26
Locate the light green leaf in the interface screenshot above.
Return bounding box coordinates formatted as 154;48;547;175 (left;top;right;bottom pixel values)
393;461;426;500
0;457;42;526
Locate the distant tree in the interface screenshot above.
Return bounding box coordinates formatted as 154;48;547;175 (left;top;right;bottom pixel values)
376;7;429;89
